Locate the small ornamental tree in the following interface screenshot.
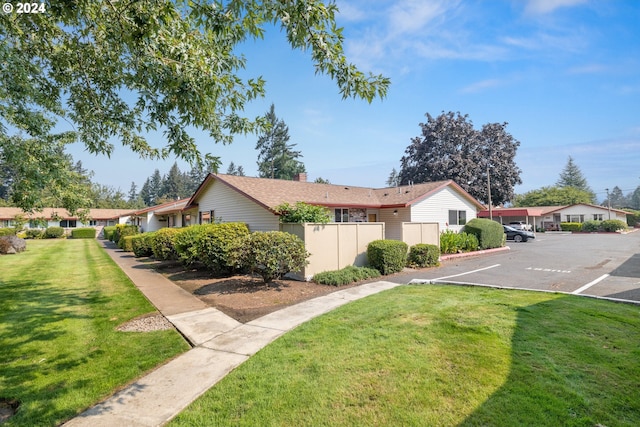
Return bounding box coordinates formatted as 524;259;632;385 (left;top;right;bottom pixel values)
274;202;331;223
237;231;309;284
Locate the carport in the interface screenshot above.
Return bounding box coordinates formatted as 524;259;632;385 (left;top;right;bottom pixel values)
477;207;549;230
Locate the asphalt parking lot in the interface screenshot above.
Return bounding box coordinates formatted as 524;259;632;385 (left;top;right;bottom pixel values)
392;231;640;303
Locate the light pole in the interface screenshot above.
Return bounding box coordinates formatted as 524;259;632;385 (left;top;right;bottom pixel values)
487;165;493;221
605;188;611;220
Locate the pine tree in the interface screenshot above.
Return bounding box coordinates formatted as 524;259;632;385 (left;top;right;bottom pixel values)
256;104;305;180
386;168;399;186
161;162;187;200
556;156;596;202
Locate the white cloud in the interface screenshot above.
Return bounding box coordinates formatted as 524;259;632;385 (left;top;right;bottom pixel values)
524;0;589;15
459;79;504;94
388;0;451;36
567;64;609;74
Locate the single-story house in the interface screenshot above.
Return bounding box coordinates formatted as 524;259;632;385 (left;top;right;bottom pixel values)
128;198;193;232
0;207;134;230
184;173;485;239
478;203;629;230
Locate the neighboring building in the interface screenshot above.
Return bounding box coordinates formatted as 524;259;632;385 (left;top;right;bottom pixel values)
478;203;629;230
127;199;192;232
185;173;484;239
0;207;134;230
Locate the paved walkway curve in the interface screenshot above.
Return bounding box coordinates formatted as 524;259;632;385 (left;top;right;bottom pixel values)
63;241;402;427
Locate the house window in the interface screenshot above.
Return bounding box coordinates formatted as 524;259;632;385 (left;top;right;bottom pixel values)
89;220;97;226
59;220;77;228
334;208;349;223
566;215;584;223
448;210;467;225
593;214;603;221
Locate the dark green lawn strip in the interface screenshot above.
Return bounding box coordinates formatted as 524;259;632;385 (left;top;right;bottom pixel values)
170;285;640;427
0;240;189;426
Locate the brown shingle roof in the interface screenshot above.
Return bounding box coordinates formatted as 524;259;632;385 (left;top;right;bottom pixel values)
187;174;484;211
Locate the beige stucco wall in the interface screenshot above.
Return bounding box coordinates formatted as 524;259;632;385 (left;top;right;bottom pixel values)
280;222;385;279
401;222;440;248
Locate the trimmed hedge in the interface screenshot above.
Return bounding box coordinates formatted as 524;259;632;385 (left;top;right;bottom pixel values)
462;218;504;249
581;220;601;232
196;223;250;273
151;228;180;260
560;222;582;232
601;219;627;232
173;225;209;267
71;228;96;239
313;265;381;286
131;233;155;257
367;239;408;275
44;226;65;239
0;228;15;237
116;225;139;249
122;235;136;252
407;243;440;268
237;231;309;283
103;226;116;241
25;229;44;239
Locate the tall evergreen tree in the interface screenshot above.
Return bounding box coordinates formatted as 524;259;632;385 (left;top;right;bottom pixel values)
386;168;400;187
630;186;640;210
606;186;627;208
256;104;305;180
140;178;153;206
127;182;138;202
226;161;246;176
556;156;596;202
161;162;187;200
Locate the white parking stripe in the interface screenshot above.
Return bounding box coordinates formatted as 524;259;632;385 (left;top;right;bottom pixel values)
433;264;501;281
572;274;610;295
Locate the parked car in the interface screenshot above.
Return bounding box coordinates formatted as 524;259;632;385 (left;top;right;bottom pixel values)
503;225;535;242
509;221;533;231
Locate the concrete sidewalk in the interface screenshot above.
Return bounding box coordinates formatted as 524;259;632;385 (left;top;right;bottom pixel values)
64;241;402;426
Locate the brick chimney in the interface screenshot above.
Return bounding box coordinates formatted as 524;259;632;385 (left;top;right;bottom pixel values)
293;172;307;182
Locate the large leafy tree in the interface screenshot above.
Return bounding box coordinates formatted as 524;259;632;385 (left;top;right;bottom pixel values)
256;104;306;180
556;156;596;202
399;112;522;205
513;186;595;207
0;1;389;211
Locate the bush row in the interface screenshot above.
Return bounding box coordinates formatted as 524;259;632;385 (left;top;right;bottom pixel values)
562;220;628;233
313;266;381;286
126;224;308;284
439;230;479;254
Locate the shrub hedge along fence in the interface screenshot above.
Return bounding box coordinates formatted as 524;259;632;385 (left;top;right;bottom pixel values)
367;239;408;275
71;228;96;239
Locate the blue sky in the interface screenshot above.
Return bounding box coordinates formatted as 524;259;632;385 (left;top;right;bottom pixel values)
70;0;640;202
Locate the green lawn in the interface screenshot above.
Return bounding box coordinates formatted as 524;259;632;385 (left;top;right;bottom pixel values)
0;239;189;426
170;285;640;427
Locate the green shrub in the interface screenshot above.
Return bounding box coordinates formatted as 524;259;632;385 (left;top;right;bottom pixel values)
313;265;381;286
407;244;440;268
581;220;601;232
560;222;582;232
131;233;155;257
44;226;65;239
173;225;208;267
367;240;408;275
237;231;309;283
25;229;44;239
462;218;504;249
274;202;332;223
625;210;640;227
197;223;250;273
439;230;479;254
102;226;117;241
71;228;96;239
0;228;16;236
122;235;136;252
151;228;180;260
601;219;627;232
116;225;139;248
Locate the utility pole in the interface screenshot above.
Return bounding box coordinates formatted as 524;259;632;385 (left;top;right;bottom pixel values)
605;188;611;219
487;164;493;221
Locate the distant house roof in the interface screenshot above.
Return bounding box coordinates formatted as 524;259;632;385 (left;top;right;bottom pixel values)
478;203;629;218
0;207;135;221
186;174;485;212
129;199;191;217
